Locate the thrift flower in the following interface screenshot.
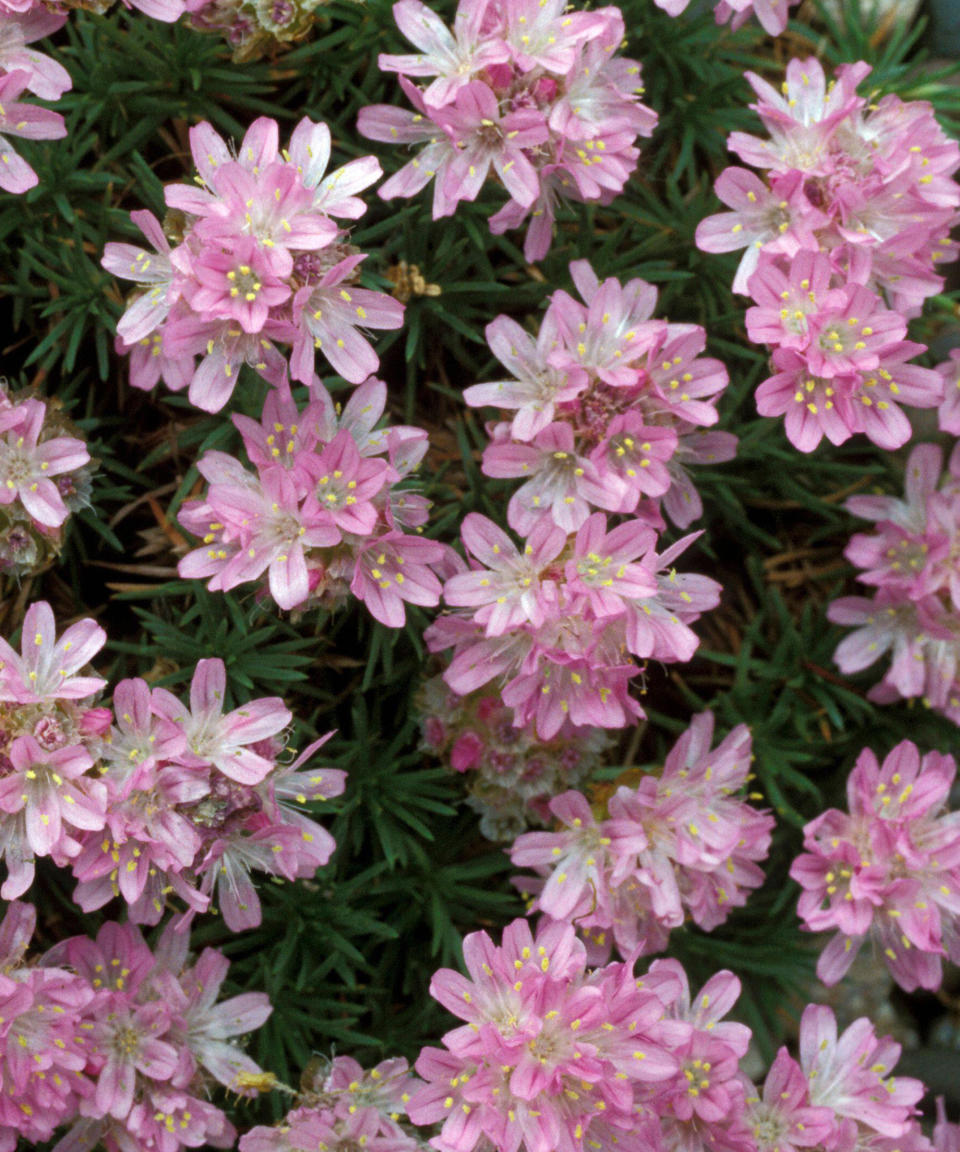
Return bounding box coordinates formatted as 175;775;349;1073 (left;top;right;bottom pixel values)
828;442;960;724
791;740;960;992
359;1;656;259
0;382;94;578
512;712;773;955
697;56;959;453
103;116;398;411
179;377;448;625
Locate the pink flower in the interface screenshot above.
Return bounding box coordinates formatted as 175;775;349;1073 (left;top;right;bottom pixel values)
0;396;90;528
565;512;658;616
172;946;272;1089
549;259;663;387
501;0;608;74
444;513;566;637
153;658;290;786
350;532;446;628
0;11;71;100
798;1005;924;1138
511;790;618;920
743;1049;835;1152
290;254;404;385
357;75;460;214
0;600;106;705
301;431;390;536
0;69;66;194
437;82;548;212
0;735;105;861
101;210;180;345
483;421;626;534
696;169;823;295
184;237;292;334
180;454;341;609
463;314;588;442
379;0;509;108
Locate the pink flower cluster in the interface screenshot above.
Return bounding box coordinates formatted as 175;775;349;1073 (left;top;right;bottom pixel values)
418;674;611;841
654;0;799;36
426;509;720;738
177;376;448;625
463;260;737;532
0;380;93;576
0;900;96;1150
827;442;960;723
696;57;956;452
357;0;657;261
0;600;344;930
408;918;720;1152
0;901;271;1152
408;917;926;1152
241;1054;422;1152
102;117;402;412
425;261;729;738
511;712;773;958
791;739;960;992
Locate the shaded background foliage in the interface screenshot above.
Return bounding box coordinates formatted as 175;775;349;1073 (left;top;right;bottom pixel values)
2;0;960;1123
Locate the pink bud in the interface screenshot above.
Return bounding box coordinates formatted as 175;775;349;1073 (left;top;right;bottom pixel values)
424;718;447;748
78;707;112;737
451;731;484;773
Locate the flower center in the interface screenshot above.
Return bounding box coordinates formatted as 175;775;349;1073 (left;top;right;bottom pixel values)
227;264;262;302
316;470;358;511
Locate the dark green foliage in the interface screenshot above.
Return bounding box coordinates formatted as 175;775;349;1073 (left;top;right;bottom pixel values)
2;0;959;1119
